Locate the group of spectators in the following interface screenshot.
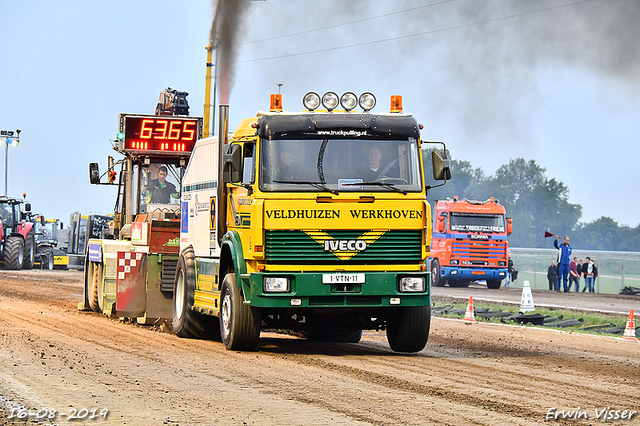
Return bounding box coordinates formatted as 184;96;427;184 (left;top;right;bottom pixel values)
546;235;598;293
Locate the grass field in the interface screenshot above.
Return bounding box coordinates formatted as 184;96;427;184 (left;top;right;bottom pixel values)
432;301;635;337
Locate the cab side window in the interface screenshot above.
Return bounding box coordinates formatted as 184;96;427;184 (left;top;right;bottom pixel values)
242;143;256;185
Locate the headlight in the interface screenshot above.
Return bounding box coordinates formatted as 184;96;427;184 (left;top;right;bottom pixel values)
450;259;459;265
302;92;320;111
399;276;425;293
498;261;506;267
264;277;290;293
359;92;376;111
340;92;358;111
322;92;339;111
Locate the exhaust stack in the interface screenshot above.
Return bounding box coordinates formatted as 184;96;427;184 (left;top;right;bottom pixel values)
217;104;229;245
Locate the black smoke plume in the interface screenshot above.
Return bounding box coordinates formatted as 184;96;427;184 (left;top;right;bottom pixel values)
211;0;250;105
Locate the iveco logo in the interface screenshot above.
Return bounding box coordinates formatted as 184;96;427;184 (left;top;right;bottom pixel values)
323;239;367;252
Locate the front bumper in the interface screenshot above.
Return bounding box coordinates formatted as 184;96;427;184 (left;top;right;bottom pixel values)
441;266;507;281
243;271;430;309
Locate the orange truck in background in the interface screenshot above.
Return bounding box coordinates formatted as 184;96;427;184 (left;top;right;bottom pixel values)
430;197;512;289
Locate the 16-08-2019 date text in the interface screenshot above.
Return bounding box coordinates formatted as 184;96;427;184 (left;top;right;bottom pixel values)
8;407;109;421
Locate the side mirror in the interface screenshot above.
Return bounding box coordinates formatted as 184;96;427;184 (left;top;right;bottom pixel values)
222;144;242;183
89;163;100;184
432;149;451;181
24;203;31;212
436;216;445;233
506;217;513;235
40;216;46;226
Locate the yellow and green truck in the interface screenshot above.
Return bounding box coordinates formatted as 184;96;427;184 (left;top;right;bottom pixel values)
175;92;449;352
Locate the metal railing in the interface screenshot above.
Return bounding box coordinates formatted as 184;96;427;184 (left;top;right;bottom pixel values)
508;248;640;294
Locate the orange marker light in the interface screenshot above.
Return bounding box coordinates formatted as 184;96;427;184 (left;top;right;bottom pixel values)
270;94;283;112
390;95;403;113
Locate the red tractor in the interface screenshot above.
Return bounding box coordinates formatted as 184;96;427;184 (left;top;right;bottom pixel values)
0;196;38;270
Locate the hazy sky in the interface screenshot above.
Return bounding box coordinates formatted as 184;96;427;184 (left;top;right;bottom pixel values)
2;0;639;230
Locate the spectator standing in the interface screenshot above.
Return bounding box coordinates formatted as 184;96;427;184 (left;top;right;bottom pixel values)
582;256;597;293
504;252;513;287
554;235;572;292
575;258;583;292
569;257;579;292
547;259;559;291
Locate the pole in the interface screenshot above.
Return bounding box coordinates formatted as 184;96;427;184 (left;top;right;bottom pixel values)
4;142;8;196
203;45;213;137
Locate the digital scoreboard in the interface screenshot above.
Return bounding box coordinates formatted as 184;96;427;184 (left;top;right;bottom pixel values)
119;114;203;155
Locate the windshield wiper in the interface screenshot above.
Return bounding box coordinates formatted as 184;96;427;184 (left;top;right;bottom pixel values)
273;180;339;195
360;182;407;195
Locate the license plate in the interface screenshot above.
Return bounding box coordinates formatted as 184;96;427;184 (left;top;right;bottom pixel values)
322;273;365;284
472;271;485;275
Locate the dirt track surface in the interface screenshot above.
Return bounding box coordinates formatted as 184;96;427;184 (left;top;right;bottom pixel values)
0;270;639;426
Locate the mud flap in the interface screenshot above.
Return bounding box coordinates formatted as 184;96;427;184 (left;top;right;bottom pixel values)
116;251;147;318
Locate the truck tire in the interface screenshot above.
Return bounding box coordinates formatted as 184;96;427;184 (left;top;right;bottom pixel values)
4;236;24;270
431;259;445;287
41;249;54;270
94;263;104;312
386;305;431;353
87;261;100;312
22;230;36;269
81;257;91;310
219;273;261;350
172;247;220;339
486;279;502;289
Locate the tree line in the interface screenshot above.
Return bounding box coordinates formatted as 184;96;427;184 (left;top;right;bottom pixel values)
426;157;639;251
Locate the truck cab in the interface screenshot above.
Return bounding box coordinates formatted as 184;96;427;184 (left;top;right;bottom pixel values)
430;197;512;289
177;92;449;352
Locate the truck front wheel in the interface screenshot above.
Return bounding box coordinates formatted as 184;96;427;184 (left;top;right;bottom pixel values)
486;279;502;289
431;259;445;287
87;261;100;312
219;273;260;351
386;305;431;353
173;247;220;339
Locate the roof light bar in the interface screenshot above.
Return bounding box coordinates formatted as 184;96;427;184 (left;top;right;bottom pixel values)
303;92;321;111
322;92;339;111
359;92;376;112
340;92;358;111
302;91;379;112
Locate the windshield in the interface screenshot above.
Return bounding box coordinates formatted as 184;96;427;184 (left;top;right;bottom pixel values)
259;138;423;192
449;212;506;233
0;204;14;228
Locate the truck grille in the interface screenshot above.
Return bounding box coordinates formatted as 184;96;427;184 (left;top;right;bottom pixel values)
451;240;507;265
265;230;422;264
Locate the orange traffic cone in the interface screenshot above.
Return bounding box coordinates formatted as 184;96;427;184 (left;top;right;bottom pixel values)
463;296;476;323
621;309;639;341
